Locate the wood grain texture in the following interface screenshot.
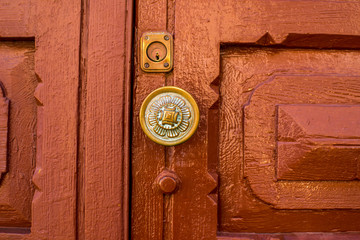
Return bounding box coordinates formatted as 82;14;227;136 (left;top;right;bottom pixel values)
131;0;168;239
245;75;360;209
276;105;360;180
218;232;360;240
0;0;34;37
0;42;36;229
0;84;9;180
219;48;360;232
135;0;360;238
171;1;220;239
81;0;133;239
134;0;220;239
1;0;133;238
219;0;360;44
30;0;80;238
0;232;26;240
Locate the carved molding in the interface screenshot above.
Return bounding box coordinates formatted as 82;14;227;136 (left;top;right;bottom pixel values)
277;105;360;181
244;74;360;209
0;82;9;183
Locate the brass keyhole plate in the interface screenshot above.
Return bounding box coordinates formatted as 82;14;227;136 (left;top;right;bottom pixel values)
139;86;199;146
140;32;173;72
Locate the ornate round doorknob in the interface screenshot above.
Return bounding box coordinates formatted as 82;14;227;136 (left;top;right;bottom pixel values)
139;86;199;146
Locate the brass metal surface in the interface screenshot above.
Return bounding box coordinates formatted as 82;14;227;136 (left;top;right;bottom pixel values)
139;86;199;146
140;32;173;72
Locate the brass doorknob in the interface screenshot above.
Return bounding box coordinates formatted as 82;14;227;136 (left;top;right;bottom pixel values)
139;86;199;146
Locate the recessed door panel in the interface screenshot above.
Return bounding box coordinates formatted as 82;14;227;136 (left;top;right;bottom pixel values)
219;48;360;232
0;42;36;229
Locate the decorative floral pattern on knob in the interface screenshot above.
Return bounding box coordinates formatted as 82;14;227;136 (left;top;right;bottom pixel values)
148;95;191;138
140;87;199;146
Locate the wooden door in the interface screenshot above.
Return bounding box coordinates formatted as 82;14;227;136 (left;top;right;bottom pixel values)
0;1;80;238
0;0;132;239
132;0;360;239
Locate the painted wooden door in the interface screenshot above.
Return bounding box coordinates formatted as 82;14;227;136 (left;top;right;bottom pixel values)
0;1;80;238
132;0;360;239
0;0;131;239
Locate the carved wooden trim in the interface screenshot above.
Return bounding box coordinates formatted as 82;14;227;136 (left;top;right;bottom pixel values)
244;74;360;209
31;0;81;238
0;83;9;183
277;104;360;181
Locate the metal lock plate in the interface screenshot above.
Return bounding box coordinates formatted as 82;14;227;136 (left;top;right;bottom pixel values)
139;86;199;146
140;32;173;72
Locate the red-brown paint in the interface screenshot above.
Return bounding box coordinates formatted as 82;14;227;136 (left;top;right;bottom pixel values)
0;0;132;239
132;0;360;239
2;0;360;239
79;0;132;239
0;42;35;230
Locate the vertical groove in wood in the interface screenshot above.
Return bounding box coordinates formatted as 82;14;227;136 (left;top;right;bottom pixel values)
76;0;90;238
82;0;133;239
31;0;81;239
123;0;134;239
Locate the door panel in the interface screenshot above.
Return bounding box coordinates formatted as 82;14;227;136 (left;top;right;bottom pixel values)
276;105;360;181
0;0;34;37
133;0;360;239
0;0;81;238
219;48;360;232
0;42;36;229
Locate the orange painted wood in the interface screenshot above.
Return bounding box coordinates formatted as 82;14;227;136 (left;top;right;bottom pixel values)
133;0;360;239
0;42;36;229
219;0;360;44
219;48;360;233
0;233;25;240
171;1;219;239
0;92;8;179
1;0;133;238
131;0;168;239
244;75;360;209
0;0;34;37
30;0;81;238
277;105;360;181
80;0;133;239
217;232;360;240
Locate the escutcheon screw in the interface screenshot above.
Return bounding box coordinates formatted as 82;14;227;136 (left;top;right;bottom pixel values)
144;63;150;68
164;62;169;68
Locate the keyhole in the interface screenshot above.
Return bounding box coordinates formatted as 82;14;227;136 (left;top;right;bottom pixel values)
146;42;167;62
